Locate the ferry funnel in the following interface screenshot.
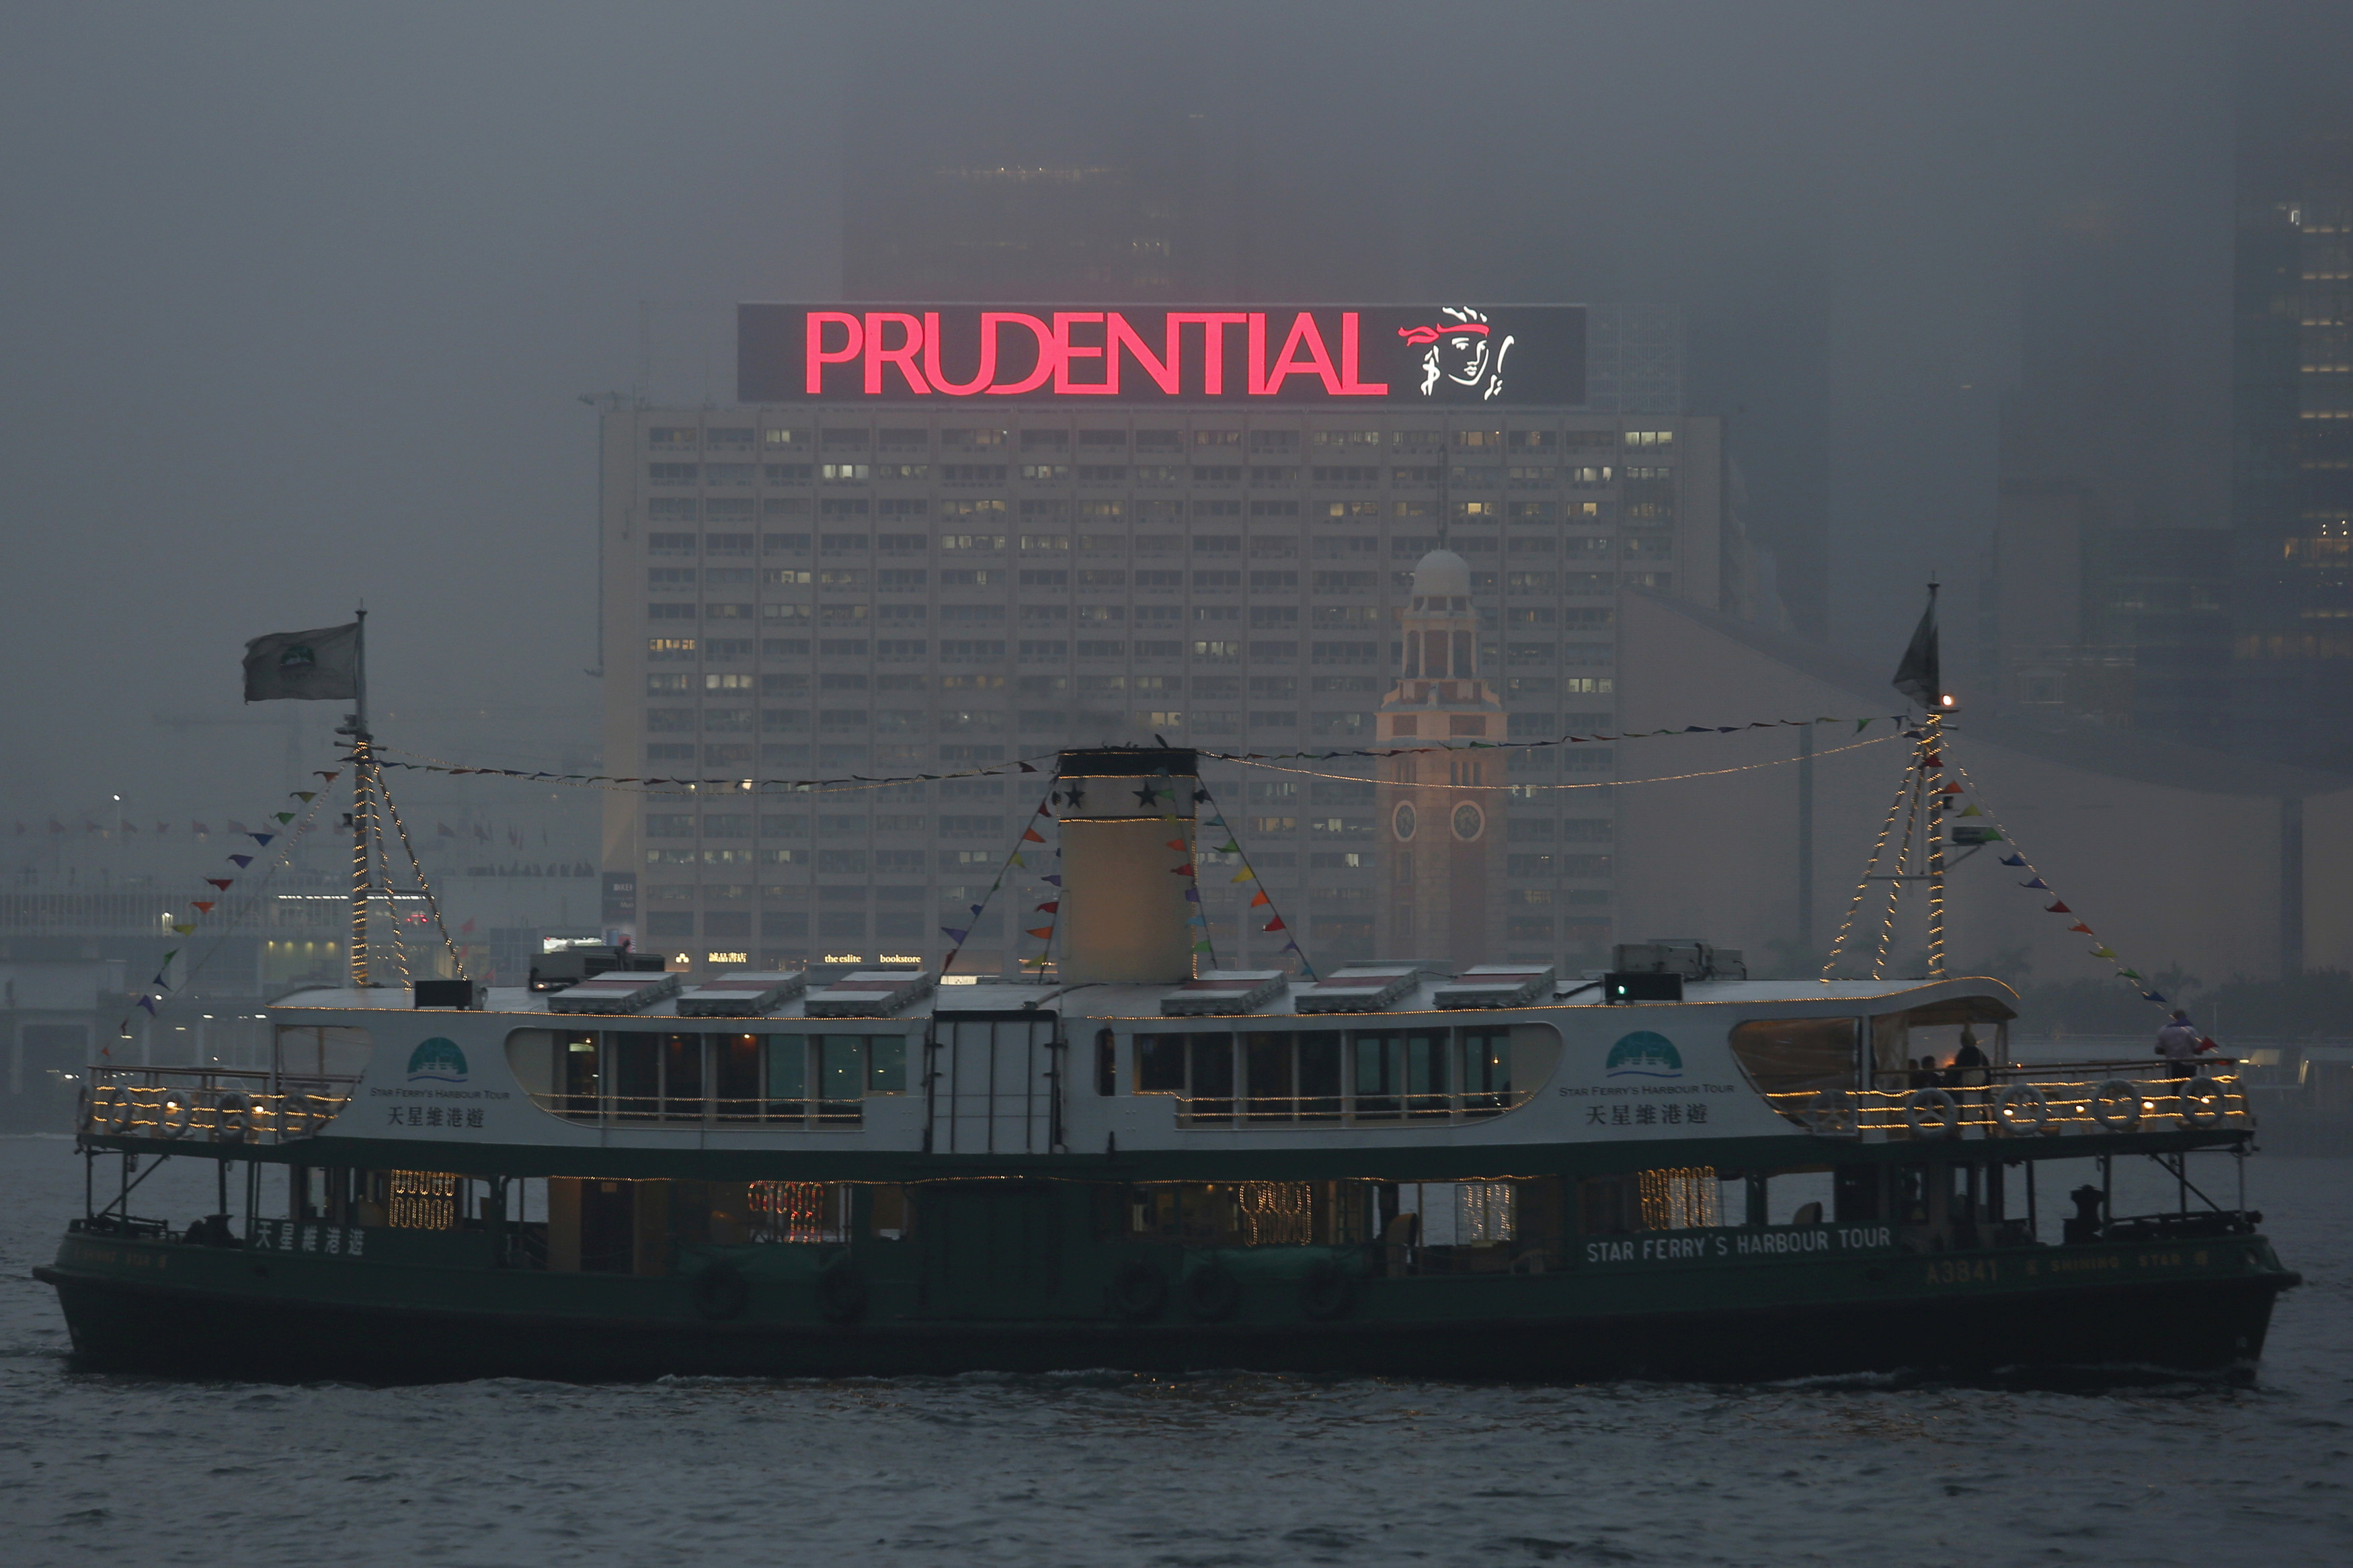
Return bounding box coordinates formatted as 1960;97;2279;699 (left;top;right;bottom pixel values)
1055;748;1199;985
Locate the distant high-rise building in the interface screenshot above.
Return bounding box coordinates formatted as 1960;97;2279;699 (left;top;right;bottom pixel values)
596;312;1737;978
2228;0;2353;768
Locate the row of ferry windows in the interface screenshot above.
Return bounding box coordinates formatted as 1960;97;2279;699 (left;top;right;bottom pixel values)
503;1025;1558;1128
637;500;1643;531
650;428;1674;452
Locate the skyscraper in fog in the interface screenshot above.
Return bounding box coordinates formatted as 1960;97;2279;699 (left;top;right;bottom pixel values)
2229;0;2353;768
597;307;1741;978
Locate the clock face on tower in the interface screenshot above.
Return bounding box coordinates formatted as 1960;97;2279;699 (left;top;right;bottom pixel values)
1393;802;1417;840
1452;803;1484;841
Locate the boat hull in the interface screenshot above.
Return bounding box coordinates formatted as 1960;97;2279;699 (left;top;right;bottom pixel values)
36;1235;2298;1385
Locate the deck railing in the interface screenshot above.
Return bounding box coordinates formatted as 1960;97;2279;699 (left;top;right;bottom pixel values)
1765;1061;2251;1139
1172;1087;1540;1128
524;1092;873;1128
81;1065;356;1144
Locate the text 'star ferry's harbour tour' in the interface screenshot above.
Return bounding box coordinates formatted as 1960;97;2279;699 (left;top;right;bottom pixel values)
38;722;2299;1381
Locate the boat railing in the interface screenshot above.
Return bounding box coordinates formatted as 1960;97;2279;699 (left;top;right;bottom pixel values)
1172;1087;1540;1128
1765;1061;2251;1139
524;1091;875;1128
80;1064;358;1144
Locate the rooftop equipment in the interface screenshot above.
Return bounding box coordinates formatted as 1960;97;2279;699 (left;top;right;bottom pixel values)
544;971;683;1016
1295;960;1449;1014
1611;940;1745;981
805;970;937;1018
1159;970;1289;1017
1433;964;1557;1009
676;971;807;1018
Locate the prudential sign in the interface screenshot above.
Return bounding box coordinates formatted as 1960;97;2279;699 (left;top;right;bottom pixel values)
738;304;1587;407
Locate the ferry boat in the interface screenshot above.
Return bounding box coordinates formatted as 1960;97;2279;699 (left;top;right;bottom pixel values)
37;746;2298;1382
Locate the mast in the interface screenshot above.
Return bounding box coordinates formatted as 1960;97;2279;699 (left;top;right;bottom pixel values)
340;608;372;986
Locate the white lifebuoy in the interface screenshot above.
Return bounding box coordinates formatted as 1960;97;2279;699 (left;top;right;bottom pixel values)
1806;1089;1859;1137
213;1091;253;1144
2090;1079;2143;1132
157;1094;194;1139
1903;1087;1960;1138
2177;1075;2227;1129
1993;1083;2055;1135
89;1085;134;1136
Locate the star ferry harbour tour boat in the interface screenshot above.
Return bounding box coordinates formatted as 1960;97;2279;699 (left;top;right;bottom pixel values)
40;746;2299;1383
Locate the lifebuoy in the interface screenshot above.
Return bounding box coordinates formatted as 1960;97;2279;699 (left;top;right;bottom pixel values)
1109;1260;1169;1322
1993;1083;2055;1135
157;1094;194;1139
1182;1263;1242;1322
814;1260;867;1324
1299;1259;1356;1321
1903;1087;1960;1139
89;1085;133;1136
213;1091;253;1145
2091;1079;2143;1132
2178;1075;2227;1128
1806;1089;1858;1137
692;1260;752;1321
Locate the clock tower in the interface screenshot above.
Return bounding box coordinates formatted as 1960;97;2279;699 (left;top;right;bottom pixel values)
1375;550;1505;971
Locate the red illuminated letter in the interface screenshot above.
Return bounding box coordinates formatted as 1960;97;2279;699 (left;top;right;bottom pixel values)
1338;313;1389;395
806;312;863;394
924;312;998;396
1247;313;1269;395
1264;312;1343;395
984;314;1056;395
863;313;930;395
1054;313;1111;394
1106;313;1181;395
1171;313;1248;394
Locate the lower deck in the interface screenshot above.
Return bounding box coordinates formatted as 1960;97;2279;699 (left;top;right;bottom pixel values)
42;1139;2298;1383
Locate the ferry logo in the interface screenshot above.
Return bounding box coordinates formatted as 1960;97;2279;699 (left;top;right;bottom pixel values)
406;1036;469;1084
1399;306;1515;401
1605;1031;1683;1079
277;643;317;672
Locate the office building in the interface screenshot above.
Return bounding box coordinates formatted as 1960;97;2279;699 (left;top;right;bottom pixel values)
2229;0;2353;768
598;306;1743;977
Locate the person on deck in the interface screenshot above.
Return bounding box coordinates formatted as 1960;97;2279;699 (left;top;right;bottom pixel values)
1952;1027;1991;1087
2155;1010;2206;1079
1910;1055;1944;1090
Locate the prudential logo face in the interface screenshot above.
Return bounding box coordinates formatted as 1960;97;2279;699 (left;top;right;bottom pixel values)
406;1037;469;1084
1605;1031;1684;1080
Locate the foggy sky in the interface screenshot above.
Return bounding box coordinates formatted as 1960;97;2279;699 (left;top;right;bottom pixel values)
0;0;2243;833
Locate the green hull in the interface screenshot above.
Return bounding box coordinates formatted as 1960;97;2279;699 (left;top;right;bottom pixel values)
38;1227;2297;1383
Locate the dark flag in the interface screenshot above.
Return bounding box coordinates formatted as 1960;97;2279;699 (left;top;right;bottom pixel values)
243;623;360;702
1892;584;1942;709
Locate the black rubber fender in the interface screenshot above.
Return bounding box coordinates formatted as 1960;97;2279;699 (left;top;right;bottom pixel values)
691;1260;752;1321
1109;1260;1170;1322
1298;1258;1357;1321
1181;1262;1242;1322
814;1259;868;1324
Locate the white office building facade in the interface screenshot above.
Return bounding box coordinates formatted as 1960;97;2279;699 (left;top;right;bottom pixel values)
598;397;1724;976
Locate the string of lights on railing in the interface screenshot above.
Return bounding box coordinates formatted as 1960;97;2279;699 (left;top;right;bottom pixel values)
351;712;1915;798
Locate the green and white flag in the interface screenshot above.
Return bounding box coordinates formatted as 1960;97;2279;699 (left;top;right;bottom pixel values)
243;623;359;702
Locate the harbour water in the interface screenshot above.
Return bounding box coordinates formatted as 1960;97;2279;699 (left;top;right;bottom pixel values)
2;1135;2346;1567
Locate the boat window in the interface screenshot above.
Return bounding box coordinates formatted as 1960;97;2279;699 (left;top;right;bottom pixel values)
1578;1165;1721;1235
1094;1028;1117;1096
274;1024;372;1083
1144;1024;1554;1126
1728;1018;1859;1124
1117;1180;1373;1247
748;1180;850;1243
504;1030;556;1097
386;1170;461;1230
510;1030;907;1127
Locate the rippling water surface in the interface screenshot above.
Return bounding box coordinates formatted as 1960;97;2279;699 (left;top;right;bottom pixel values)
3;1137;2347;1567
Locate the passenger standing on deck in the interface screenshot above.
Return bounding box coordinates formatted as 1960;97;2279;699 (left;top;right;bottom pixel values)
2155;1010;2206;1079
1952;1028;1991;1087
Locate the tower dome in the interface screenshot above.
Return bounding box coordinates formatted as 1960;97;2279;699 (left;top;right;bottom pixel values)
1410;549;1472;608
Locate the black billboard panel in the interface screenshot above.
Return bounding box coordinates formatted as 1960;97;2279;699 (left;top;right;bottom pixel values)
738;304;1585;407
